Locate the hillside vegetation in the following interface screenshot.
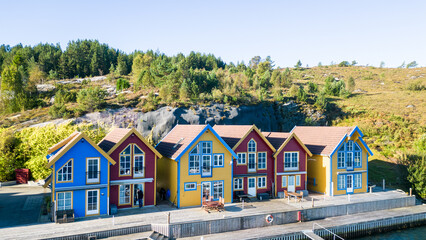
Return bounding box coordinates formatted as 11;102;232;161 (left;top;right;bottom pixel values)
0;40;424;198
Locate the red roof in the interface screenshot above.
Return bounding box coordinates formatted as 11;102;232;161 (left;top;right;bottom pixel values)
212;125;253;149
156;125;207;159
291;126;355;155
98;128;132;153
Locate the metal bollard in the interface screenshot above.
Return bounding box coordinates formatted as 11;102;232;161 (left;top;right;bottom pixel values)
112;215;115;226
383;179;385;191
409;188;412;196
242;199;244;209
348;194;351;202
167;212;171;224
312;198;314;208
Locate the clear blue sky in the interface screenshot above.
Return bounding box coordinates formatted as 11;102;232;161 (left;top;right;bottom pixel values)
1;0;425;68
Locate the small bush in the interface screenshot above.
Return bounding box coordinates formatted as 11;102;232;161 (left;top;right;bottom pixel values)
288;84;299;97
116;78;130;92
407;80;425;91
76;87;107;112
307;82;318;93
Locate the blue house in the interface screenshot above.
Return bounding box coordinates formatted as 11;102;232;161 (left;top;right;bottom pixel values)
46;132;116;218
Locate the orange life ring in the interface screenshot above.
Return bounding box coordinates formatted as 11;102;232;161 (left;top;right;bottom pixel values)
266;214;274;223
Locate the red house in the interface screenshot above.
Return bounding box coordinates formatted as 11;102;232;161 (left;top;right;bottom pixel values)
263;132;312;196
213;125;276;199
98;128;162;209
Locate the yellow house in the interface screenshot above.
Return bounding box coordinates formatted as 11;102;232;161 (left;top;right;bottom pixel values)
292;126;373;196
156;124;237;208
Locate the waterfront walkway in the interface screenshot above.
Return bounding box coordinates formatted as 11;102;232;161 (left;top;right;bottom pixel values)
0;190;416;239
183;204;426;240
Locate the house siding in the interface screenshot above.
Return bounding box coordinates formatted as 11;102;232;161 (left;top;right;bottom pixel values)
109;134;156;208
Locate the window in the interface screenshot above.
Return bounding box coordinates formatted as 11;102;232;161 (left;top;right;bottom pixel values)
86;158;99;183
234;178;243;190
337;152;345;168
202;155;212;176
282;176;287;187
57;192;72;210
248;139;256;152
213;181;223;200
347;141;353;151
86;189;99;215
346;152;353;168
202;142;211;154
257;176;266;188
354;152;361;167
354;174;362;188
133;145;144;177
284;152;299;170
296;175;301;186
338;175;346;190
248;153;256;172
189;142;218;176
213;154;224;167
257;152;266;169
184;182;197;191
237;153;246;164
189;155;200;174
119;184;131;204
57;159;72;182
120;145;131;175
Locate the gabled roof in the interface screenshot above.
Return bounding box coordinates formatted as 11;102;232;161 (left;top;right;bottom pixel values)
213;124;276;151
155;124;238;161
291;126;373;156
47;131;79;154
98;128;162;157
98;128;131;153
263;131;312;157
46;132;116;168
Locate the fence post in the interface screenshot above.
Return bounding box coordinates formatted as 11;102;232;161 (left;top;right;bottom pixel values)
382;179;385;191
409;188;412;196
167;212;171;224
312;198;314;208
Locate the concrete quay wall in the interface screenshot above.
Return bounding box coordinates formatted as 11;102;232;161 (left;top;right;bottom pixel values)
152;196;415;238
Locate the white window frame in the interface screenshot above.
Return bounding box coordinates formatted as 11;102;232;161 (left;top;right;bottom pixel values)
57;159;73;183
296;175;301;186
189;155;200;174
213;181;224;200
284;152;299;171
119;145;132;176
257;152;267;169
338;175;346;190
86;189;100;215
86;157;100;184
237;153;246;165
234;178;244;190
57;191;72;211
119;184;131;205
184;182;197;191
282;176;287;187
248;153;256;172
257;176;266;189
133;145;145;178
248;139;256;152
202;142;212;154
337;152;345;168
354;174;362;188
213;154;224;167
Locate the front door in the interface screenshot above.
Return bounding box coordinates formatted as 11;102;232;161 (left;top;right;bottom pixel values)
288;176;295;192
346;175;353;193
133;184;144;207
248;177;256;196
202;182;211;202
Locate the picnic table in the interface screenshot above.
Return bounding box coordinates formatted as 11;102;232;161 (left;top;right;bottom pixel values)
202;197;225;213
237;193;251;202
288;192;303;202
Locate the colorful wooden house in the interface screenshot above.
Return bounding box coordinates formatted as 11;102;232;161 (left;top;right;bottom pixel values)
213;125;276;199
262;132;312;196
291;126;373;196
156;124;238;208
98;128;162;209
46;132;116;217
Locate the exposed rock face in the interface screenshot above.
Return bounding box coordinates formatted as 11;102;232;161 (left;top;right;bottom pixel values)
73;102;325;143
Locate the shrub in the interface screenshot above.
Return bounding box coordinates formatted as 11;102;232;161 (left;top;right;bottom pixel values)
288;84;299;97
297;85;307;102
338;61;350;67
307;82;318;93
76;87;107;112
407;80;425;91
116;78;130;92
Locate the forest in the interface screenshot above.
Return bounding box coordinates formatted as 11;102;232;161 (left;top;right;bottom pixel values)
0;40;424;199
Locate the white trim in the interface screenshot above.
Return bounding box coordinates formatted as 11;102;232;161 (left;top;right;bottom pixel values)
336;170;367;175
110;178;154;185
277;171;307;176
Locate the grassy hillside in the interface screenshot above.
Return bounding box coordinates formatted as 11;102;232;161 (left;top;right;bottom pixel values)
1;65;425;196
